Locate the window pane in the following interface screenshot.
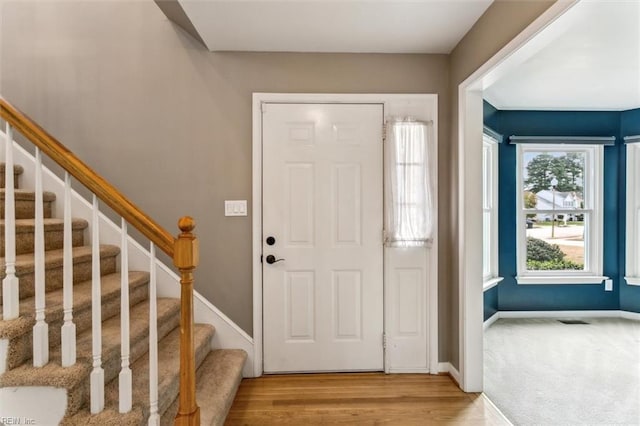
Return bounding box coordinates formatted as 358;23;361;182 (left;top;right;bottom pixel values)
483;144;491;209
525;213;585;271
522;151;585;210
483;211;491;277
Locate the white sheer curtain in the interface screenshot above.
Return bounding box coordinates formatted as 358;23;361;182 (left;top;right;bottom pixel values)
384;119;434;247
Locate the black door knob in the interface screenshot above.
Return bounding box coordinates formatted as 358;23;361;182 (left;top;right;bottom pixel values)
265;255;285;264
266;236;276;246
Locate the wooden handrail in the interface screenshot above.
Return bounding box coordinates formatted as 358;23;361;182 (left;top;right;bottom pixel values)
1;96;201;425
0;97;175;257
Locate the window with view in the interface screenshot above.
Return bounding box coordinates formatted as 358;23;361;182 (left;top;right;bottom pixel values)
625;140;640;285
482;134;499;287
516;144;604;284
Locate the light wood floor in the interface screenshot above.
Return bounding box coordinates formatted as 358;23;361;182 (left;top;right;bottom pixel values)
226;373;511;425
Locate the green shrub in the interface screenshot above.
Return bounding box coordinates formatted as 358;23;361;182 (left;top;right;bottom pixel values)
527;259;583;270
526;237;565;262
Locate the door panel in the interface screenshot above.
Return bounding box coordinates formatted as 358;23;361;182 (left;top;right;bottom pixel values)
262;103;384;373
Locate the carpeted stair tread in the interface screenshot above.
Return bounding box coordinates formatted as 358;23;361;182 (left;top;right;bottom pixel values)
0;163;24;174
66;324;216;425
0;189;56;219
0;163;24;189
0;161;243;423
1;217;88;232
194;349;247;426
0;271;149;339
0;188;56;201
0;298;180;389
0;271;150;372
62;407;144;426
0;244;120;303
161;349;247;426
0;218;88;256
3;244;119;275
0;271;150;338
12;244;119;270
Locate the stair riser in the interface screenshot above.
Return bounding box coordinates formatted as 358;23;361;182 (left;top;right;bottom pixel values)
66;302;181;417
0;172;21;189
0;228;84;256
101;307;180;394
157;335;213;425
0;255;117;304
4;282;149;372
0;199;53;219
160;350;247;426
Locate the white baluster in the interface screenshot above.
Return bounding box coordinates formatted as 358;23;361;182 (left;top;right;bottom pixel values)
61;172;76;367
32;148;49;367
90;195;104;413
119;219;132;413
148;243;159;426
2;122;19;320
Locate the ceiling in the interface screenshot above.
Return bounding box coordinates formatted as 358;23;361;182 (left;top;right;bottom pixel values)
484;1;640;111
177;0;493;54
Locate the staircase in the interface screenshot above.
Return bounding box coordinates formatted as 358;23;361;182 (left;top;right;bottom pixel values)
0;99;247;425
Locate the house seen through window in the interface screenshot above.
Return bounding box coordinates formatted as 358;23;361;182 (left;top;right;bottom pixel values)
517;144;604;283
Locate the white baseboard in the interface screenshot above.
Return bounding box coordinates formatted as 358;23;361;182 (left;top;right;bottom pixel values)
484;310;640;330
620;310;640;321
483;313;500;331
498;310;621;319
437;362;461;386
192;291;255;377
387;367;431;374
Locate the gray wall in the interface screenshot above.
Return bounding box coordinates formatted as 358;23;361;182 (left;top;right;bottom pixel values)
448;0;557;369
0;1;453;358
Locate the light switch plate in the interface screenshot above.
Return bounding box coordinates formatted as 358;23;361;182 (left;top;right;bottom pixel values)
604;279;613;291
225;200;247;216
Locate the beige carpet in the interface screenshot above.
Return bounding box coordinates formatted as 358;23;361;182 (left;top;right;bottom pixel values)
484;317;640;425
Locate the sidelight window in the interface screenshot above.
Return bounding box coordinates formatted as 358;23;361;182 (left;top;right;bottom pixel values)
384;119;434;247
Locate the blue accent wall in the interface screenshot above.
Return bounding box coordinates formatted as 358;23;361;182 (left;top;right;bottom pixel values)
482;101;640;315
484;285;499;321
620;108;640;313
483;101;499;132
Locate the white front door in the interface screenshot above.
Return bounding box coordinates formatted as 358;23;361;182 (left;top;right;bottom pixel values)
262;103;384;373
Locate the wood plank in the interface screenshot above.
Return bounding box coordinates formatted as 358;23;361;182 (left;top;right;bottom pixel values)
226;373;511;425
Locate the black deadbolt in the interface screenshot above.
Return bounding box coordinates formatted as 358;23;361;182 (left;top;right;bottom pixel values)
266;236;276;246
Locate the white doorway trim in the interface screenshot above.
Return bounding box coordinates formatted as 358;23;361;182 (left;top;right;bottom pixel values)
457;1;578;392
252;93;438;378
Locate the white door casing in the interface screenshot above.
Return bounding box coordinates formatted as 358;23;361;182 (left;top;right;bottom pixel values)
457;2;577;391
252;93;438;378
262;103;384;372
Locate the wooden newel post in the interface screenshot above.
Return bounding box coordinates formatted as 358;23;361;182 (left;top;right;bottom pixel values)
174;216;200;426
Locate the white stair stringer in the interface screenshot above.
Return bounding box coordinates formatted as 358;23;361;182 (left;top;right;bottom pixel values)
0;386;67;425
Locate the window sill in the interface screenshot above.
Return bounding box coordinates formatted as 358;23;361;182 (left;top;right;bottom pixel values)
483;277;504;291
516;275;608;285
624;277;640;286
